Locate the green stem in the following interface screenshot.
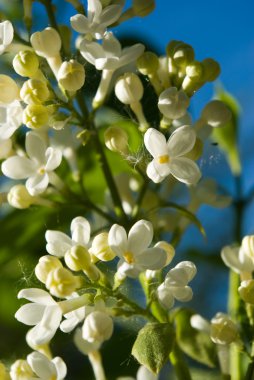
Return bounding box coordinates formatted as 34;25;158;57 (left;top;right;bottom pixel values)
169;343;192;380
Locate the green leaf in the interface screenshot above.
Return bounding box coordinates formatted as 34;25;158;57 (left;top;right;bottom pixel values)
132;322;175;374
174;308;218;368
212;86;241;175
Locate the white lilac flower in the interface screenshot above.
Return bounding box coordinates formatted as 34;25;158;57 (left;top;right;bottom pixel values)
15;288;62;346
27;351;67;380
0;100;23;140
79;32;144;107
108;219;168;278
0;20;14;55
144;126;201;184
157;261;197;309
46;216;91;258
1;132;62;196
221;244;254;274
71;0;123;40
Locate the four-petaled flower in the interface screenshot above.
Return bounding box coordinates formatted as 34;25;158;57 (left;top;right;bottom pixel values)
108;219;168;278
1;132;62;196
144;126;201;184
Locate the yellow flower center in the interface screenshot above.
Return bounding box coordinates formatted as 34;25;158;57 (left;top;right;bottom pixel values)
38;167;46;175
123;251;135;264
158;154;169;164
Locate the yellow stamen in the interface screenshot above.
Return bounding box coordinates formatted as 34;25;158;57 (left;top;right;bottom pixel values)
123;251;135;264
38;167;46;175
158;155;169;164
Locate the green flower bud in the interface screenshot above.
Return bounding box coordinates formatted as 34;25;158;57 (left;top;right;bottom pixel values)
13;50;39;77
7;184;34;209
201;100;232;128
20;79;50;105
202;58;221;82
35;255;63;283
0;75;20;103
65;245;91;271
137;51;159;75
132;0;155;16
89;232;116;262
115;72;144;104
186;61;203;80
239;280;254;304
57;59;85;92
46;267;82;298
210;313;238;345
23;104;49;129
104;126;129;154
173;43;195;68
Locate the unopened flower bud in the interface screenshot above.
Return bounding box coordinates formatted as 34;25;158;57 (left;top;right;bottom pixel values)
115;72;144;105
239;280;254;304
172;43;195;68
10;359;34;379
82;311;113;343
7;184;34;209
13;50;39;77
201;100;231;128
0;75;20;103
137;51;159;75
89;232;116;261
202;58;221;82
20;79;50;105
132;0;155;16
184;137;203;160
104;126;129;154
186;61;203;80
57;59;85;92
30;27;61;58
210;313;238;345
65;245;91;271
23;104;49;129
46;267;81;298
158;87;190;120
35;255;63;283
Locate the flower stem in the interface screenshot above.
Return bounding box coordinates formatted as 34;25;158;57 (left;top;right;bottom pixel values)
169;343;192;380
88;351;106;380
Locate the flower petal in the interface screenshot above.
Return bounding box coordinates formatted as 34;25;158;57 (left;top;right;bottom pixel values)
45;147;62;171
15;303;45;325
128;220;153;255
169;157;201;185
26;132;46;164
144;128;168;158
172;286;193;302
0;20;14;47
102;33;121;58
119;44;145;67
26;173;49;195
80;40;105;65
157;284;174;309
45;230;73;257
175;261;197;282
221;245;254;273
108;224;128;257
100;5;122;27
27;351;56;379
71;216;91;246
2;156;36;179
52;357;67;380
146;160;166;183
167;125;196;157
17;288;55;305
70;14;90;33
136;247;167;270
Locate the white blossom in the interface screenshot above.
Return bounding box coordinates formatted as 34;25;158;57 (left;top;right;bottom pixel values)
1;132;62;196
221;244;254;274
0;20;14;54
27;351;67;380
157;261;197;309
144;126;201;184
71;0;123;40
108;219;168;278
0;100;23;140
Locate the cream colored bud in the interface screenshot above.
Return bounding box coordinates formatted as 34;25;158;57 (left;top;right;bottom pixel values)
23;104;49;129
7;184;34;209
202;58;221;82
239;280;254;304
89;232;116;261
13;50;39;77
46;267;81;298
10;359;34;379
0;75;20;103
35;255;63;283
115;72;144;105
137;51;159;75
20;79;50;105
57;59;85;92
0;362;10;380
158;87;190;120
104;126;129;154
173;43;195;67
184;137;203;160
65;245;91;271
210;313;238;345
132;0;155;16
201;100;231;128
30;27;61;58
82;311;113;343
